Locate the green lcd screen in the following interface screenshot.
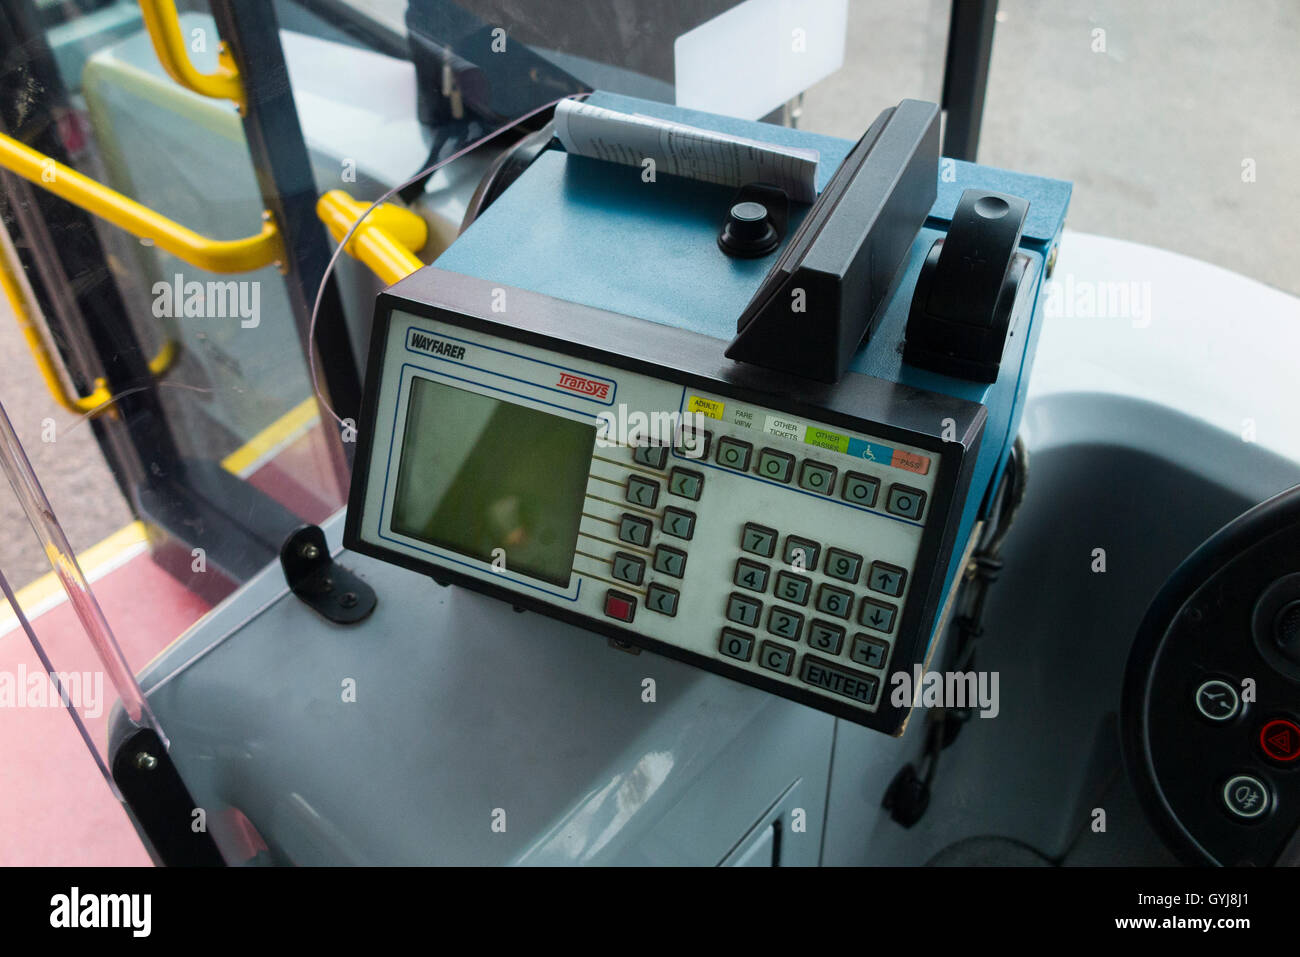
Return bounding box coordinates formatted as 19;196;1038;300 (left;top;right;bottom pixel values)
390;377;597;587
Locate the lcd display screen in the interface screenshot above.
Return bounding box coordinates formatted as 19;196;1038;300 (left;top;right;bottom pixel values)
390;377;596;586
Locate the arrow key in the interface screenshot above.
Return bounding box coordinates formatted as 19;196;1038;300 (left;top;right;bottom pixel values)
858;597;897;633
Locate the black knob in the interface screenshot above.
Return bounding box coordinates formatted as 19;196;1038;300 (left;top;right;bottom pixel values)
718;201;779;258
1275;599;1300;664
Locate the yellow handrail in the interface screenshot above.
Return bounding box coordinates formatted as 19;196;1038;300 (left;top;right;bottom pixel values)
138;0;245;110
316;190;428;286
0;132;283;274
0;240;176;417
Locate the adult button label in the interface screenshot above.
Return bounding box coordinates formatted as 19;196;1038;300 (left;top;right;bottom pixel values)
800;655;878;705
1259;718;1300;762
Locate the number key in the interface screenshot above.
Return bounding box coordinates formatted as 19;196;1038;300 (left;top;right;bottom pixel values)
773;571;812;606
741;522;778;558
734;559;770;593
824;547;862;584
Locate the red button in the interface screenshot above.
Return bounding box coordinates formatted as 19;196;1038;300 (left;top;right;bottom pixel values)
604;591;636;623
1259;719;1300;762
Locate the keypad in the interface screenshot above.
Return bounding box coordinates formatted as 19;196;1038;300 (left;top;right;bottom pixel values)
741;522;778;558
886;484;926;521
824;548;862;584
734;559;770;593
626;475;659;508
815;584;853;619
807;620;846;655
617;514;652;547
767;606;804;641
859;598;897;633
715;436;753;471
841;472;880;508
782;535;821;571
612;552;646;586
756;447;795;483
633;444;669;470
773;571;812;606
719;628;754;662
798;460;837;495
758;640;795;675
662;507;695;540
668;467;704;500
726;593;762;628
867;561;907;597
646;583;679;617
654;545;688;578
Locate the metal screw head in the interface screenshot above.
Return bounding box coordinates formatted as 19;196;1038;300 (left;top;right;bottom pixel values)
340;591;358;609
299;542;321;561
134;751;158;771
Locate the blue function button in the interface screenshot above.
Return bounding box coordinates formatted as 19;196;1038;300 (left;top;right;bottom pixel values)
668;467;704;500
858;598;897;634
815;584;853;619
756;447;795;483
774;571;812;606
653;545;688;578
824;547;863;584
807;620;846;654
617;514;653;548
733;559;770;593
886;483;927;521
758;640;795;676
725;592;763;628
800;655;878;705
850;634;890;669
715;436;753;471
612;552;646;586
719;628;755;662
661;506;696;541
626;474;660;508
676;426;712;461
767;606;805;641
842;471;880;508
867;561;907;597
646;583;679;617
741;522;778;558
798;460;838;495
782;535;821;571
632;443;669;470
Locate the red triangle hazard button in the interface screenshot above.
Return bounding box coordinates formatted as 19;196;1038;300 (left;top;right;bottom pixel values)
1260;719;1300;762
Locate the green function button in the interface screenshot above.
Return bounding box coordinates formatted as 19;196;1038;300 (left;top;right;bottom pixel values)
859;598;897;633
725;592;762;628
767;606;804;641
886;484;927;521
800;655;878;704
668;467;704;500
824;547;863;584
868;562;907;597
626;475;660;508
719;628;755;662
815;584;853;619
632;444;669;470
612;552;646;586
782;535;821;571
734;559;770;593
807;620;846;655
758;640;795;676
842;472;880;508
661;507;696;540
653;545;688;578
715;436;753;471
756;448;795;483
774;571;812;606
850;635;889;669
647;583;679;617
617;514;653;547
741;522;778;558
798;460;837;495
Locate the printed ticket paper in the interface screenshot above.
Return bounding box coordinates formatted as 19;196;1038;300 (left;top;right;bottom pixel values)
554;99;819;203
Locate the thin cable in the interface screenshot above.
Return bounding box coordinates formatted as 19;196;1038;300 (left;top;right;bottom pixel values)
307;93;589;428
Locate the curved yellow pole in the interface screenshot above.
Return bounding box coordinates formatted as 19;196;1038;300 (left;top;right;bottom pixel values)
317;190;427;286
0;132;283;274
138;0;245;110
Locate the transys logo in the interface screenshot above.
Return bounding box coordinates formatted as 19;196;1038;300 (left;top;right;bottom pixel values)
556;372;612;400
